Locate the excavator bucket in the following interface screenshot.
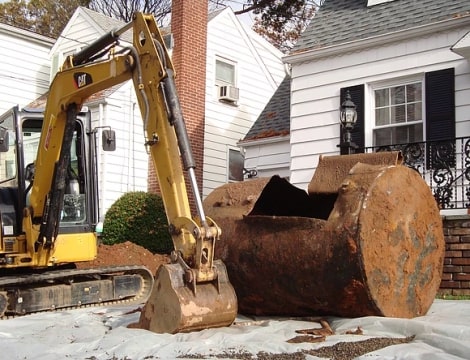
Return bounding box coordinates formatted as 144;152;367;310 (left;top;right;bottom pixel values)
203;152;445;319
138;260;237;334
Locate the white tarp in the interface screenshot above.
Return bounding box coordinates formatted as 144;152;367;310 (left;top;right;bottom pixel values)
1;299;469;359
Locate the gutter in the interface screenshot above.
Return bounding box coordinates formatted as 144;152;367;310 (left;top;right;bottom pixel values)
0;23;55;46
284;14;470;64
238;134;290;148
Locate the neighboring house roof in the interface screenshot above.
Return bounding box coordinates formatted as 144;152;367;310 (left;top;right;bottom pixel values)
293;0;470;53
208;8;225;21
80;7;132;42
79;7;172;42
0;22;55;45
80;6;230;45
241;76;290;142
27;84;125;109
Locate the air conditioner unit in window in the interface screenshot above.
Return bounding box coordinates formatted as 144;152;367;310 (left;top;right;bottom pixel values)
219;85;239;102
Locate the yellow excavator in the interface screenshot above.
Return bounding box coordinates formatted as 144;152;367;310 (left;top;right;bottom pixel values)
0;13;236;333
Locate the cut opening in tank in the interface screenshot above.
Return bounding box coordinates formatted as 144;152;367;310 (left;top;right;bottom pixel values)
247;175;337;220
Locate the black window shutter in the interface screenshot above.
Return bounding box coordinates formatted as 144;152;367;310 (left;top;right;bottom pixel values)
425;68;455;168
339;85;364;154
425;68;455;141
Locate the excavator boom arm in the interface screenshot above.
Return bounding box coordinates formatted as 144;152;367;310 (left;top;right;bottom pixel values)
24;12;236;333
130;15;221;276
28;50;135;246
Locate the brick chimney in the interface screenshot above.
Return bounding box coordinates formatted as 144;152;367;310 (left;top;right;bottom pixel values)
148;0;208;213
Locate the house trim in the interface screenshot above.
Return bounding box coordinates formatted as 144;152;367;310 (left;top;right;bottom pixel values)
219;8;282;90
451;30;470;58
49;7;108;55
238;135;290;147
0;23;55;46
284;15;470;64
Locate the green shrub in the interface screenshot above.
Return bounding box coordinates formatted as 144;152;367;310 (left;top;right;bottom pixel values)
102;191;173;254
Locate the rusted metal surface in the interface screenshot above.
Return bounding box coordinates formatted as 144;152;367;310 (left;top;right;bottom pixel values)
308;151;402;195
203;160;444;319
138;260;237;333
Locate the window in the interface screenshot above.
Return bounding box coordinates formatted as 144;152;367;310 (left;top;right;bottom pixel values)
216;58;236;86
373;81;424;146
50;49;79;81
215;58;239;103
340;68;455;154
5;160;15;179
228;148;244;182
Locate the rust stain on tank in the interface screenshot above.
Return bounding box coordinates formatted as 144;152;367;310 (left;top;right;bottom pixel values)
203;152;444;319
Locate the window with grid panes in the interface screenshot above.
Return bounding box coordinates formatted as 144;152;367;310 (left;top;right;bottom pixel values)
373;82;424;146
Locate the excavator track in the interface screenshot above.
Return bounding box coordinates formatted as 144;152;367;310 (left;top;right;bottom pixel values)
0;265;154;318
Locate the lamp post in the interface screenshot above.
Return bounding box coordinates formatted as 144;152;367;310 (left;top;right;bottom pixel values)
339;90;358;155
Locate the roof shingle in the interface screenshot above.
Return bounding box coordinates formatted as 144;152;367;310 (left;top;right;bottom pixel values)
242;76;291;141
294;0;470;53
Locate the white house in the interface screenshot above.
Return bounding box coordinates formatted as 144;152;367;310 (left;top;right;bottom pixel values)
243;0;470;211
45;6;285;215
0;23;54;115
203;8;286;196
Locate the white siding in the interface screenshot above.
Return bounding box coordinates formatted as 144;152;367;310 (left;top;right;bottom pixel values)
89;84;148;217
242;138;291;179
289;27;470;191
0;24;53;114
203;9;285;197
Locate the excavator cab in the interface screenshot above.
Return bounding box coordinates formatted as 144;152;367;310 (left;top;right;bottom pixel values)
0;107;100;245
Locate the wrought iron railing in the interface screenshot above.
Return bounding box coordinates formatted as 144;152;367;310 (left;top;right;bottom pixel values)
364;137;470;210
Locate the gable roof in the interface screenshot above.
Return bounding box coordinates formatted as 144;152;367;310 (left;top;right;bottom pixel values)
79;7;134;43
293;0;470;53
208;8;225;21
241;76;290;142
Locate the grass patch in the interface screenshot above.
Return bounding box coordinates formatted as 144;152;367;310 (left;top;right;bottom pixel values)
436;294;470;300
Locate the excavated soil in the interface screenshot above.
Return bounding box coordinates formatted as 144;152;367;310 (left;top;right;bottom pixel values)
75;241;170;275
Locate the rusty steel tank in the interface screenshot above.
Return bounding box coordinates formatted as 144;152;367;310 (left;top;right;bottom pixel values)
203;152;445;319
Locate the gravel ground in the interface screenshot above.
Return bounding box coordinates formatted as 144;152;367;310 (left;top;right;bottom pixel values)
177;336;415;359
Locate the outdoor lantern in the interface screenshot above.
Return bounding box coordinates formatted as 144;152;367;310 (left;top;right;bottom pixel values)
338;90;358;154
340;90;357;130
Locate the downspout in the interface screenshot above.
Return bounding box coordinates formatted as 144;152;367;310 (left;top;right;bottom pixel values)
99;102;106;221
128;86;136;192
131;101;136;191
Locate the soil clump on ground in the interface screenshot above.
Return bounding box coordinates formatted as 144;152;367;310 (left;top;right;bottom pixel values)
75;241;170;275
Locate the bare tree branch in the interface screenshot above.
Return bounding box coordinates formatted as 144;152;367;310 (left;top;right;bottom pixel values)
88;0;171;25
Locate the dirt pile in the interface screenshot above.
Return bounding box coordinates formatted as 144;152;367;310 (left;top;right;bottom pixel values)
75;241;170;275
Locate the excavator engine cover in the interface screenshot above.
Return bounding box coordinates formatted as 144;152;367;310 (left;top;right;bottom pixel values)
203;152;445;319
138;260;237;333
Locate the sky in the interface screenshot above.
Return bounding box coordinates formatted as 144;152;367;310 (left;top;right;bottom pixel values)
224;0;256;27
